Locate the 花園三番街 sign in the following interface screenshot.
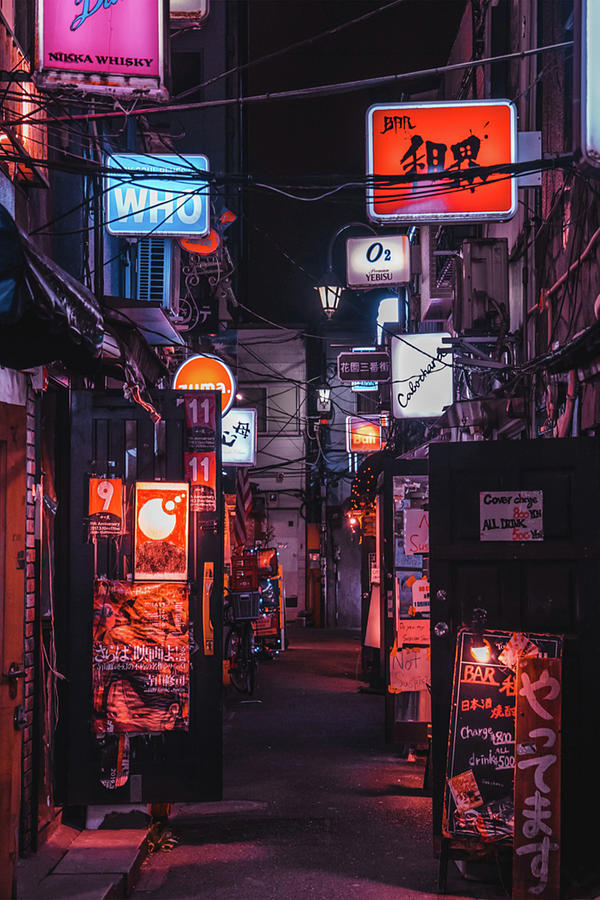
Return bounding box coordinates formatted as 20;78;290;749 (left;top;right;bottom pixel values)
35;0;167;98
480;491;543;542
105;154;210;237
366;100;517;224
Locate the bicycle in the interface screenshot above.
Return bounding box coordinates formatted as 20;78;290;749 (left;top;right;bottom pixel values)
224;590;261;695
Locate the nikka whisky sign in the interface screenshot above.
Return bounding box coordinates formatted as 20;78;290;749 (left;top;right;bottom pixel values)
35;0;168;99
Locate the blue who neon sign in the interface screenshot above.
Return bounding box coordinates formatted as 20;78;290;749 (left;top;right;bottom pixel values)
104;153;210;237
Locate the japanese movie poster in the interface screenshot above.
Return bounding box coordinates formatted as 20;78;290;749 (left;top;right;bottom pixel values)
134;482;189;581
93;580;190;734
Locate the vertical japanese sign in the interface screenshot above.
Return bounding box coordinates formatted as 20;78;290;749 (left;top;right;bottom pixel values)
366;101;517;223
93;580;189;734
183;393;217;512
134;482;189;581
88;477;123;538
513;657;561;900
35;0;167;99
443;630;562;842
221;408;257;466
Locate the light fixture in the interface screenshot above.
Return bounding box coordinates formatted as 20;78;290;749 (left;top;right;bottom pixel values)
315;271;343;319
470;607;490;662
317;385;331;413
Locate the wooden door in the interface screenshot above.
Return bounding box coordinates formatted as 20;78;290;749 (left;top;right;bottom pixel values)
429;437;600;880
0;402;26;898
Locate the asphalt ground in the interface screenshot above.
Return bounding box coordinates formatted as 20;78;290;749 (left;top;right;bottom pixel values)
131;624;529;900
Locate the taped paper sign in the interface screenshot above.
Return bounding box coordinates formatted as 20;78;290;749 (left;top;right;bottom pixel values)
480;491;543;542
404;508;429;555
397;618;430;648
389;645;430;693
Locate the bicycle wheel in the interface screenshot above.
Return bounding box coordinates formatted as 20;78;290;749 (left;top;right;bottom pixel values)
225;626;250;694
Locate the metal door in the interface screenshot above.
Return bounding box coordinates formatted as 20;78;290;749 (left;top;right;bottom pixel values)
54;389;223;806
429;437;600;878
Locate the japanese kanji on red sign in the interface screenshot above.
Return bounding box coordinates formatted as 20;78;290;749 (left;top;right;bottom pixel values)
366;100;517;223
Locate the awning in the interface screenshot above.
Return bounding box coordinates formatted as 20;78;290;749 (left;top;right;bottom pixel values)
103;296;184;346
0;204;103;371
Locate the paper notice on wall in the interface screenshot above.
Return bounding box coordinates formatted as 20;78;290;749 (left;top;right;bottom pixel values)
397;618;430;648
480;491;543;542
389;645;430;693
404;508;429;555
411;576;430;616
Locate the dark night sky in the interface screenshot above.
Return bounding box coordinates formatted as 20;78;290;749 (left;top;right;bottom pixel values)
240;0;466;328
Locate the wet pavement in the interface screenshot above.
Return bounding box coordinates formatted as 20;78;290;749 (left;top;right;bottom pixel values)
131;624;522;899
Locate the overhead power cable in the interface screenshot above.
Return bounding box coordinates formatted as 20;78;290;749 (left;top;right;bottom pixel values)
2;40;573;128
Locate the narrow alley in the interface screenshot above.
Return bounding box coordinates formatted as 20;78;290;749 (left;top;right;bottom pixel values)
132;627;502;900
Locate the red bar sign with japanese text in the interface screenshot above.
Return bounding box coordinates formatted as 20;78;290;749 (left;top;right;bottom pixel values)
513;657;562;900
366;100;517;224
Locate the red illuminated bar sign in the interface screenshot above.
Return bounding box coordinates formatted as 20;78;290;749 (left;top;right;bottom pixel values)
346;416;382;453
35;0;167;99
366;100;517;224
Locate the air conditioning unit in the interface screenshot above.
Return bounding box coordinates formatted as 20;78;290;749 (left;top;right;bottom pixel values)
136;237;174;310
457;238;509;334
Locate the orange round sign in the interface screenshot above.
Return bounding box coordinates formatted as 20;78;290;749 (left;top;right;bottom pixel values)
179;230;220;255
173;354;236;413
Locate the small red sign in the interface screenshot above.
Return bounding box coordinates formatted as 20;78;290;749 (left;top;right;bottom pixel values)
346;416;382;453
88;478;123;537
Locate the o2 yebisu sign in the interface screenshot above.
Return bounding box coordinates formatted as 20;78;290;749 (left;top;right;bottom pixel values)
105;154;210;237
173;355;236;414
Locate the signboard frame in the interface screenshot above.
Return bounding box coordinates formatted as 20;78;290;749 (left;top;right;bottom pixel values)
390;332;453;420
35;0;169;100
345;415;383;454
345;235;410;289
337;350;390;383
366;100;518;224
443;628;562;844
105;153;210;238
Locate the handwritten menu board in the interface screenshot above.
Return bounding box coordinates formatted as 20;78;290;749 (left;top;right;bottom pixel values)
443;629;562;842
480;491;543;542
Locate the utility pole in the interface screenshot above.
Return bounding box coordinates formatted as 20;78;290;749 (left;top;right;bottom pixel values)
318;436;328;628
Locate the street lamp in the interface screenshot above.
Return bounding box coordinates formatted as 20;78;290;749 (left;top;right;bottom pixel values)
315;220;377;319
315;276;343;319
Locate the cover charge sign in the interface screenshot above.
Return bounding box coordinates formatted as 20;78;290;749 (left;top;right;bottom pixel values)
366;100;517;224
346;235;410;289
36;0;166;98
479;491;543;542
105;154;209;237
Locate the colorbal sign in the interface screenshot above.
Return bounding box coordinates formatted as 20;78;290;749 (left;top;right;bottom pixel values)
105;154;209;237
391;333;453;419
346;235;410;289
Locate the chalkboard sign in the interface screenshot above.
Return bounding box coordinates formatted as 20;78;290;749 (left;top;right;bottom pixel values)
443;628;562;842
